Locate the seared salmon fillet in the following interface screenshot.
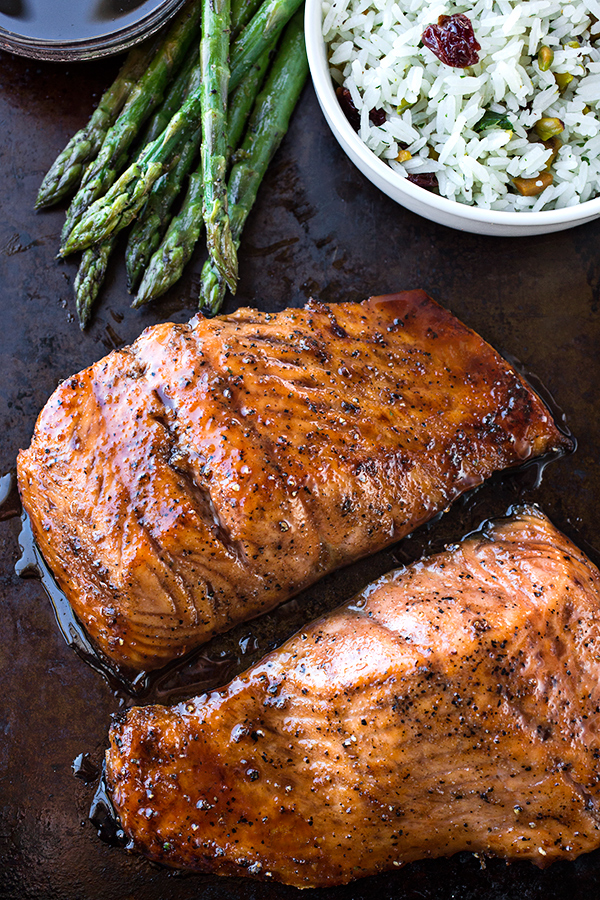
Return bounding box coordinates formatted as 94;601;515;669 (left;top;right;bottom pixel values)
106;508;600;887
17;291;569;670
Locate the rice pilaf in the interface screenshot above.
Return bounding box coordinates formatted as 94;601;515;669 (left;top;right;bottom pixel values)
323;0;600;210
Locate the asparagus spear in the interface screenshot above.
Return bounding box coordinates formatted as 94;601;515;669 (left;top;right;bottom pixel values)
60;0;201;249
61;0;302;256
201;0;237;292
231;0;263;39
72;144;191;320
228;0;304;91
74;234;118;329
201;8;308;315
126;127;201;291
138;43;200;148
227;47;273;159
61;98;201;256
61;149;131;245
133;47;273;306
124;48;204;290
72;57;203;322
132;170;203;307
35;36;160;210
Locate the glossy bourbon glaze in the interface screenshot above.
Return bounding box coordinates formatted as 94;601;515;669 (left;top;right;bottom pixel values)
106;508;600;887
17;292;570;671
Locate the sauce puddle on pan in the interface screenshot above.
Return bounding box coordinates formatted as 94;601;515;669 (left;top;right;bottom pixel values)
89;762;129;849
0;469;20;521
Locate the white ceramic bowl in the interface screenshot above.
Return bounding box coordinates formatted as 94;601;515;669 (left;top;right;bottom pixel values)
304;0;600;236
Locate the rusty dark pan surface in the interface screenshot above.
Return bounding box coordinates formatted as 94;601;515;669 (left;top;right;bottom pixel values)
2;44;600;900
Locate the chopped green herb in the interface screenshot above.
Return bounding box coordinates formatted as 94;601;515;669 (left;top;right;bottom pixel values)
474;109;513;133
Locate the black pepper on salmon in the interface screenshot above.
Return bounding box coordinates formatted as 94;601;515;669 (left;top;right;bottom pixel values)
106;508;600;886
17;291;570;670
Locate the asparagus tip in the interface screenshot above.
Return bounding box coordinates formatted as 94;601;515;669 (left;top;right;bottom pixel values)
131;291;150;309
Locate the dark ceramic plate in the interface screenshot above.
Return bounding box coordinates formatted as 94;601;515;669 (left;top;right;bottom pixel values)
2;44;600;900
0;0;186;60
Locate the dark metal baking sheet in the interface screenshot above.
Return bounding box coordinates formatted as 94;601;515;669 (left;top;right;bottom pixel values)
2;46;600;900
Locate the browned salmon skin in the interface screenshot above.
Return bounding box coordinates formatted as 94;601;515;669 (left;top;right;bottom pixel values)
106;508;600;888
17;292;570;670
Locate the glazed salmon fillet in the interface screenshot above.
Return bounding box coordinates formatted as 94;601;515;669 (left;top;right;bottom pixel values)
106;508;600;887
17;291;569;670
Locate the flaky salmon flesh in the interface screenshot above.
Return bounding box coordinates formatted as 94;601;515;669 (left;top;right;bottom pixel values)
106;508;600;887
17;291;570;670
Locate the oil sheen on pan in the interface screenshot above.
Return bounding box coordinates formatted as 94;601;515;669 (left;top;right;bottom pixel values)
17;290;571;671
106;507;600;887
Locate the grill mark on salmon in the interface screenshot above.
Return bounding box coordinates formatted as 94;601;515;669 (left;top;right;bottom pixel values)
17;291;570;670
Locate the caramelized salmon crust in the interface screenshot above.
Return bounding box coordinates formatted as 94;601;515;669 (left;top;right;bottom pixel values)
17;291;570;670
106;509;600;888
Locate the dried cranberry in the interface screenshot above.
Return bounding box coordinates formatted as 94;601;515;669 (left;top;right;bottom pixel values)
369;107;386;126
407;173;439;190
336;87;360;131
422;14;481;68
336;87;387;130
